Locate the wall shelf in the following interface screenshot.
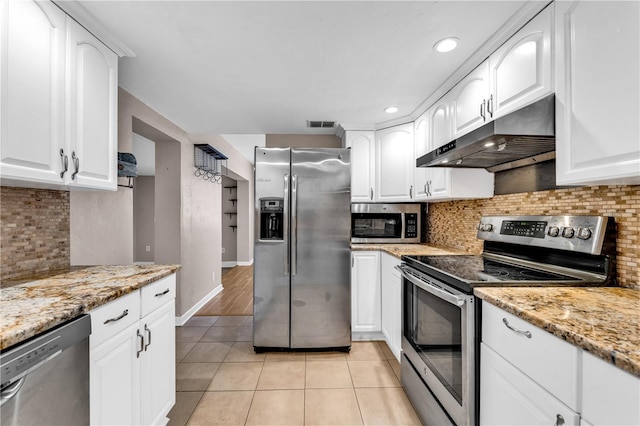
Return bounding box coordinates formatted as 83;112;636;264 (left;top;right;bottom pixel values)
224;212;237;219
223;185;237;194
229;225;237;232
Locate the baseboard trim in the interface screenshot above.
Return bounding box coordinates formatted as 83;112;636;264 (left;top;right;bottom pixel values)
175;284;223;326
237;259;254;266
221;261;238;268
352;331;385;341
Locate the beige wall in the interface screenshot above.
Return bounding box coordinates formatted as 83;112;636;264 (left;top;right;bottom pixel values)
266;134;341;148
133;176;155;262
71;88;254;318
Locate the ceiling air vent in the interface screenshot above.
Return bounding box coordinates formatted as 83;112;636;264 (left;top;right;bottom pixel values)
307;120;336;128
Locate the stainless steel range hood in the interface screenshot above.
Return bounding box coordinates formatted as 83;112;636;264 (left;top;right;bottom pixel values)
417;94;555;172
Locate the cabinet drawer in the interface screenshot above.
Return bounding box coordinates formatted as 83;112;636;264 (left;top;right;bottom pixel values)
141;275;176;318
481;302;579;410
90;291;141;348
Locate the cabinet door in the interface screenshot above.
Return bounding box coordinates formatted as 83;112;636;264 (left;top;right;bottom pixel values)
380;252;401;361
140;300;176;426
555;1;640;185
90;323;141;426
351;251;381;333
0;0;65;185
489;5;552;119
581;351;640;426
413;111;429;200
346;131;376;202
480;343;580;426
375;123;415;202
67;18;118;190
451;61;491;138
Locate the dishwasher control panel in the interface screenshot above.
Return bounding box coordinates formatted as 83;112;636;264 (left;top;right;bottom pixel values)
1;337;62;383
0;315;91;385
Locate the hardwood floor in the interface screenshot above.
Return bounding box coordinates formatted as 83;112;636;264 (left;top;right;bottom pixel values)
195;265;253;316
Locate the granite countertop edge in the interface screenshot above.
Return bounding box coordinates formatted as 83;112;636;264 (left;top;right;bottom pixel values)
0;264;182;351
474;287;640;378
351;243;469;258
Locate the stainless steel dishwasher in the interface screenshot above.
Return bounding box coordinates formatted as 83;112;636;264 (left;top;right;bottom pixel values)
1;315;91;425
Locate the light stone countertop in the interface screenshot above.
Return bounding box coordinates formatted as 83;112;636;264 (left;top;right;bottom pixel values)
351;243;468;258
474;286;640;377
0;264;181;350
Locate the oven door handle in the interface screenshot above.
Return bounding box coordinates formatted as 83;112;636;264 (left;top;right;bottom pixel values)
395;265;466;307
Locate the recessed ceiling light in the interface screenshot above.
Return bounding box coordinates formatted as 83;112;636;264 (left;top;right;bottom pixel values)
384;106;399;114
434;37;459;53
484;142;496;148
441;159;449;164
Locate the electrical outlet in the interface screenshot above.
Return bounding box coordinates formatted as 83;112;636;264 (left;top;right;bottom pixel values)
145;245;151;252
221;247;226;253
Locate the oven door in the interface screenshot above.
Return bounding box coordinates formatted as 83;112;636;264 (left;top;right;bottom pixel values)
398;265;476;426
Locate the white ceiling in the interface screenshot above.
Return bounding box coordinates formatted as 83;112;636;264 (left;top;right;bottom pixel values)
75;1;533;136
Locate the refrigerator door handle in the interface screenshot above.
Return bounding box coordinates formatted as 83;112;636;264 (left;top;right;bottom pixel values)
284;174;290;275
291;174;298;276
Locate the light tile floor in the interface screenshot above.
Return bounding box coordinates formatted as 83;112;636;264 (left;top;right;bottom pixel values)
169;315;422;426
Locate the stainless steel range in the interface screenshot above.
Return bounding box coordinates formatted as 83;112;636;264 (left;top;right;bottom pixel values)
397;215;616;426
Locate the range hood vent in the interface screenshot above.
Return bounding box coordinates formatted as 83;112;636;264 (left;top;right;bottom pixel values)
417;94;555;172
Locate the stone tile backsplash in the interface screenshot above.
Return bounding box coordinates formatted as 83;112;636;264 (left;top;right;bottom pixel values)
426;185;640;290
1;187;70;280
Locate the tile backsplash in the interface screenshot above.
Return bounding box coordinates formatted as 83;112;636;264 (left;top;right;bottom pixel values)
426;185;640;290
1;187;70;280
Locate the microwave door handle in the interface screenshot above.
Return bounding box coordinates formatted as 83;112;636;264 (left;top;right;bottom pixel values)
395;265;465;307
283;174;290;276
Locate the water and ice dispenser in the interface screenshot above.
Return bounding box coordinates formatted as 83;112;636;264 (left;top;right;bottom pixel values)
259;198;284;240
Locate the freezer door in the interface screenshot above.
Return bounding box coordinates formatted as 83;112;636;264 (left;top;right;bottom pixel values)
290;148;351;348
254;147;291;348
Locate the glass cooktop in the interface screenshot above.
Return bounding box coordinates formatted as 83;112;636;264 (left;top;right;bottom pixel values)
403;255;581;286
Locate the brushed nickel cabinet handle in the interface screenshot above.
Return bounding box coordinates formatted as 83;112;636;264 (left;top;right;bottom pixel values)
59;149;68;178
103;309;129;324
71;151;79;180
144;324;151;351
155;289;170;297
502;318;532;338
370;188;373;200
136;329;144;358
487;94;494;118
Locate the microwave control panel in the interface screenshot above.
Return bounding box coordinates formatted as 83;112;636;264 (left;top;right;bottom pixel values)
405;213;418;238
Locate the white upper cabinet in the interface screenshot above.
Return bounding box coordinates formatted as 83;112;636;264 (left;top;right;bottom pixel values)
0;0;118;191
451;61;491;138
67;18;118;190
489;4;553;119
555;0;640;185
345;131;376;202
375;123;415;202
415;97;494;202
1;0;66;185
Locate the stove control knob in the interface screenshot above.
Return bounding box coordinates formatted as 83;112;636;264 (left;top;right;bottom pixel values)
576;227;592;240
561;227;575;238
547;226;560;237
481;223;493;232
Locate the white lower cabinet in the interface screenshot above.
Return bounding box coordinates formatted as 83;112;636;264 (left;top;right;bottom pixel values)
481;301;640;426
480;343;580;426
351;251;381;336
380;252;401;361
90;274;176;426
581;351;640;426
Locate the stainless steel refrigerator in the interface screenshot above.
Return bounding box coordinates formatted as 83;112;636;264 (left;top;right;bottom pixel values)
253;147;351;351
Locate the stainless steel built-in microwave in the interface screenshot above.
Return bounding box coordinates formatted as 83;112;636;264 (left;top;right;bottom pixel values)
351;203;421;243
